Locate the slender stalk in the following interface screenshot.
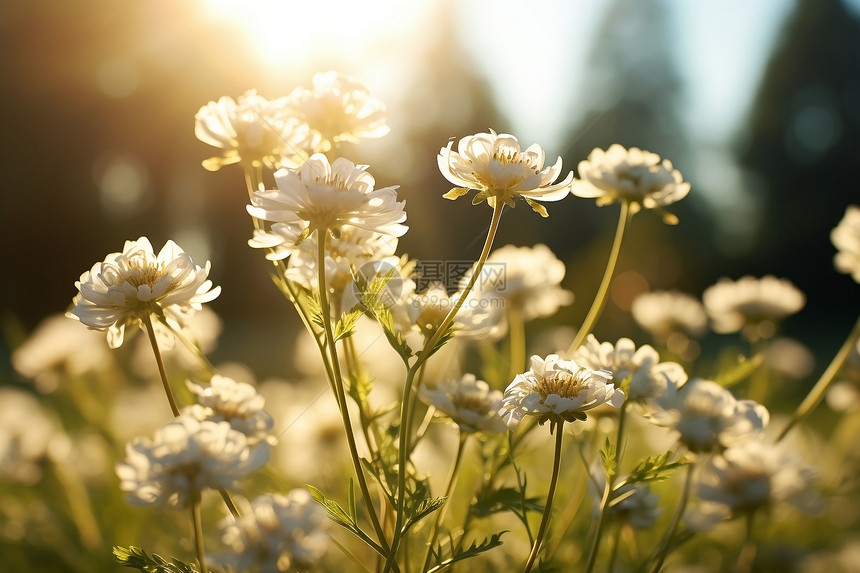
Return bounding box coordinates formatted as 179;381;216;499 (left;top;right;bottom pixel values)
191;498;207;573
422;432;468;572
585;402;629;573
648;462;695;573
383;201;505;573
523;422;565;573
51;459;102;550
777;312;860;441
143;313;180;417
508;302;526;381
567;201;632;355
316;229;390;557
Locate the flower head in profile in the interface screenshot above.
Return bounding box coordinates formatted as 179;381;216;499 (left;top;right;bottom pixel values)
702;275;805;341
195;89;313;171
631;290;708;340
184;375;274;445
571;144;689;223
650;378;769;454
501;354;623;429
116;415;269;507
573;335;687;401
286;71;389;153
460;244;574;327
419;374;506;434
247;154;406;242
438;130;573;217
67;237;220;349
689;438;821;530
832;204;860;283
220;490;328;573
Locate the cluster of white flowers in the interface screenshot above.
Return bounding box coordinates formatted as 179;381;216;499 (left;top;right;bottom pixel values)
116;415;269;507
220;490;328;573
702;275;805;339
630;290;708;340
501;354;624;428
67;237;220;348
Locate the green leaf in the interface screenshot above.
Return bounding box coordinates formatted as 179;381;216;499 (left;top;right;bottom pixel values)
470;487;544;518
305;292;327;330
425;322;456;360
306;484;360;533
334;308;363;341
623;451;690;486
113;546;197;573
713;352;765;389
426;531;507;572
600;437;617;480
403;496;447;533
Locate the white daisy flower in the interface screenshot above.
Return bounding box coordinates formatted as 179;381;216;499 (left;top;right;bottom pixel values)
437;130;573;217
116;415;269;507
67;237;220;348
831;204;860;283
195;89;313;171
184;375;274;445
573;335;687;401
285;71;389;153
571;144;689;221
501;354;623;429
702;275;805;340
220;490;328;573
419;374;506;434
650;378;769;453
247;154;407;242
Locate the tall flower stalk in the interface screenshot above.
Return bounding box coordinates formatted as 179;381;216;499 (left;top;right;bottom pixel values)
522;422;565;573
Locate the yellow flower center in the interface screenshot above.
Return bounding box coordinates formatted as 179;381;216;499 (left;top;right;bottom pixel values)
536;367;591;401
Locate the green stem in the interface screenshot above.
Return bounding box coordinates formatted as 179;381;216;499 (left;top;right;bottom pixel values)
422;432;468;572
607;523;622;573
191;498;207;573
777;311;860;441
567;201;631;355
648;462;695;573
584;402;628;573
508;302;526;381
384;201;505;573
523;422;565;573
143;313;180;417
317;229;391;558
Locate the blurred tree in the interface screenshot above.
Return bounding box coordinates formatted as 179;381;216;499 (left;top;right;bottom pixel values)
736;0;860;342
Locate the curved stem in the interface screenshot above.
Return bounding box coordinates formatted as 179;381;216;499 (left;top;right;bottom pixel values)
316;229;390;558
777;311;860;441
143;313;180;417
523;423;565;573
384;201;505;573
422;432;468;572
649;462;695;573
191;498;207;573
567;201;631;355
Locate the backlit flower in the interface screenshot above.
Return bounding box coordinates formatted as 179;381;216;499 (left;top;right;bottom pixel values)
501;354;623;429
247;154;407;241
460;244;574;325
573;335;687;401
438;130;572;217
702;275;805;340
67;237;220;349
588;465;662;529
116;415;269;507
184;375;274;445
650;378;769;454
0;387;60;484
406;283;503;340
220;490;328;573
631;290;708;340
571;144;689;222
285;71;389;153
695;438;820;520
195;89;313;171
419;374;506;434
831;204;860;283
